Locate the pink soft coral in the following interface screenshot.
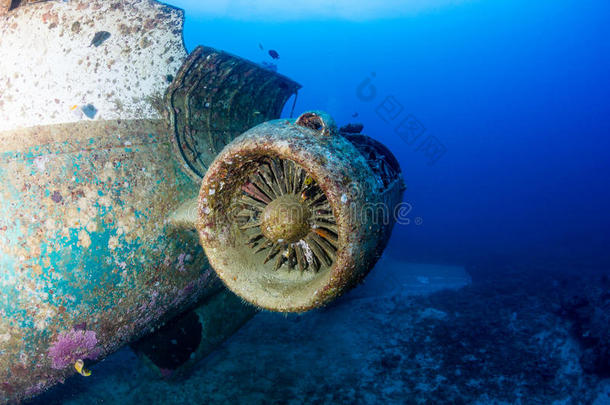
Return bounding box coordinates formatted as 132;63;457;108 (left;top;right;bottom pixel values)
48;329;100;370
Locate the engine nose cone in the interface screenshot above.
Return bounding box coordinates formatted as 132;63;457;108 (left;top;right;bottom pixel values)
261;195;312;244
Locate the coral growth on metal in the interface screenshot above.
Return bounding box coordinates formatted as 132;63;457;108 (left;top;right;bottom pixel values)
0;1;403;403
197;112;405;312
47;329;99;370
0;0;297;402
0;119;218;403
0;0;187;132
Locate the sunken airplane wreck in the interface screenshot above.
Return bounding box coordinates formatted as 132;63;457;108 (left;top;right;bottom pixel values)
0;0;404;402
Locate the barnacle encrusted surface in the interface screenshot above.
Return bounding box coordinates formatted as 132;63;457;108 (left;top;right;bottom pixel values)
197;114;405;312
0;0;187;132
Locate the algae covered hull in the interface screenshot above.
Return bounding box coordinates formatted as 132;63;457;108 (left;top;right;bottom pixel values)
0;1;403;402
0;1;298;401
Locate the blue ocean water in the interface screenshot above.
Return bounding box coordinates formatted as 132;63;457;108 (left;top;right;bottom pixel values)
178;0;610;270
27;1;610;403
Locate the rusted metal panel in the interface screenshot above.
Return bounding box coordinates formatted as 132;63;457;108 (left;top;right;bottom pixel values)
166;46;301;180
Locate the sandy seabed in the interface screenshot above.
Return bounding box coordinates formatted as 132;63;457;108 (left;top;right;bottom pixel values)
29;256;609;404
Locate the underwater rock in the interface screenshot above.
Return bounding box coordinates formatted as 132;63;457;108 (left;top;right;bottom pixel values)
557;275;610;377
27;264;610;404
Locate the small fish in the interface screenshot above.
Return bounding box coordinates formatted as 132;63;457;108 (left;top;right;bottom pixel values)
258;43;264;50
70;104;84;119
90;31;111;47
301;177;316;201
303;176;314;187
81;104;98;119
268;49;280;60
352;112;359;118
74;359;91;377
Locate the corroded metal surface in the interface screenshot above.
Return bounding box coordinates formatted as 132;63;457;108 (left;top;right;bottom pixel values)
0;0;402;402
342;133;404;189
342;132;406;260
166;46;301;180
196;112;405;312
0;0;304;402
0;119;221;402
0;0;187;132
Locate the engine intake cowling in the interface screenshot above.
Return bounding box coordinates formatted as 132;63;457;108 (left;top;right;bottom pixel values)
196;112;405;312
